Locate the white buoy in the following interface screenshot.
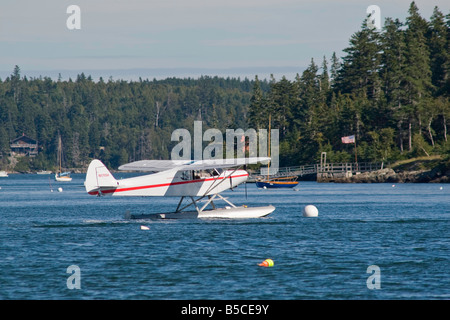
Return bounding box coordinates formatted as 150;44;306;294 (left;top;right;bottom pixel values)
58;187;63;192
303;205;318;217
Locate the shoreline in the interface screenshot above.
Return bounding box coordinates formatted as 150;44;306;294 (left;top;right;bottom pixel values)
317;167;450;183
3;159;450;183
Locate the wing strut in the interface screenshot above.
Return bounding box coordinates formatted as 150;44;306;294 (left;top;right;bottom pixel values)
201;166;241;196
174;194;237;214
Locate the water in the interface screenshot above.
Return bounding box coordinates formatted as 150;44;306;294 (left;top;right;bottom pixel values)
0;174;448;300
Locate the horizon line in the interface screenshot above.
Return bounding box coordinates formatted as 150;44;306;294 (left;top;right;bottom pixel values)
0;66;307;82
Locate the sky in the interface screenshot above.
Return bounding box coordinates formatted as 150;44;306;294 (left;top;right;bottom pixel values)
0;0;448;81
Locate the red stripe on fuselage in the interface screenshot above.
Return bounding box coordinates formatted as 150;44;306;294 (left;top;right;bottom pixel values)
88;173;249;196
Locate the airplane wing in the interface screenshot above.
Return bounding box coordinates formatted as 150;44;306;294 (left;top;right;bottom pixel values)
118;157;270;172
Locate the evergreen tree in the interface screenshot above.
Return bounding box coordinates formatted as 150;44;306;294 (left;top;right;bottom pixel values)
427;7;448;95
381;17;407;151
403;1;434;151
319;55;330;95
335;21;382;100
248;75;267;130
329;52;341;88
381;18;406;107
268;75;296;138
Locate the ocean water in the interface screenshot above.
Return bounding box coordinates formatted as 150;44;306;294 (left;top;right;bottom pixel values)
0;173;448;300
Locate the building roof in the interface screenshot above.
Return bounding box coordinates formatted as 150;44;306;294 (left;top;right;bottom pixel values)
11;134;38;145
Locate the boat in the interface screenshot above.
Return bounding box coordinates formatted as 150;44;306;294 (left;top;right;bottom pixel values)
37;170;52;175
55;135;72;182
255;115;299;189
0;170;8;177
55;171;72;182
256;176;299;188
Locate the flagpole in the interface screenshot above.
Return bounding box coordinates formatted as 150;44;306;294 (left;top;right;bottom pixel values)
267;114;271;181
341;135;358;170
354;135;358;171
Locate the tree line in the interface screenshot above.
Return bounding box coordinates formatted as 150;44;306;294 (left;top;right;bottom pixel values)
0;69;267;171
248;2;449;166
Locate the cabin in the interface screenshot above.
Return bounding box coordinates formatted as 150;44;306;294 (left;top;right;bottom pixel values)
10;134;39;157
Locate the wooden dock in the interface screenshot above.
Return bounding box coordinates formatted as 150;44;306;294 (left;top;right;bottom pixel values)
249;162;385;182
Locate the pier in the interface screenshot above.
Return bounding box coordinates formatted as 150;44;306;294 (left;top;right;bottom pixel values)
249;153;385;182
249;162;385;182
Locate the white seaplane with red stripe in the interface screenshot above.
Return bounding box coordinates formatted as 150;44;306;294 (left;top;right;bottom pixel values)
84;157;275;219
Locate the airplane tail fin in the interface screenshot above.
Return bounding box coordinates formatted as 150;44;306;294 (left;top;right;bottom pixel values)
85;159;118;195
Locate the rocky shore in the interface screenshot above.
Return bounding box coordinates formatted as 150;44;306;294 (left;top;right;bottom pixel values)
319;167;450;183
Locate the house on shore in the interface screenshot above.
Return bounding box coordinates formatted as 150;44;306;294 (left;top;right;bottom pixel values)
10;134;39;157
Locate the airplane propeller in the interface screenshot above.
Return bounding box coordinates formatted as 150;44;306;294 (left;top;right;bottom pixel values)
244;165;248;199
245;181;248;199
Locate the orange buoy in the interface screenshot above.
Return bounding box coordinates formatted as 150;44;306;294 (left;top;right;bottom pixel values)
258;259;274;267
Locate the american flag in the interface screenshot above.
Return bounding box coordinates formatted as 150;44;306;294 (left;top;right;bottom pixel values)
341;135;355;144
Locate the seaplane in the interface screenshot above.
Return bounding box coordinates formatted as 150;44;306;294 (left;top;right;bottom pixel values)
84;157;275;219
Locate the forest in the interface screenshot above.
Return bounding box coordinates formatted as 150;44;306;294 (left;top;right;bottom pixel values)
0;2;449;172
248;2;449;166
0;72;264;171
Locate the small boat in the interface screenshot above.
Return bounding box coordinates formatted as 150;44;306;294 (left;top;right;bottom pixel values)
36;170;52;175
255;114;299;189
55;134;72;182
0;170;8;177
256;176;299;188
55;172;72;182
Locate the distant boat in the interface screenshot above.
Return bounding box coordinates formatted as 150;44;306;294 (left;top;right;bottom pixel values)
55;171;72;182
0;170;8;177
55;134;72;182
256;176;299;188
255;114;299;189
37;170;52;175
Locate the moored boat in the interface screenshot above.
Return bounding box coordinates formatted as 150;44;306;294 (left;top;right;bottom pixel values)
55;134;72;182
55;172;72;182
36;170;52;175
256;176;299;188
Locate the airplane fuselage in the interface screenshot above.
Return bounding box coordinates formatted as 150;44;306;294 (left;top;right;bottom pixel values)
87;168;248;197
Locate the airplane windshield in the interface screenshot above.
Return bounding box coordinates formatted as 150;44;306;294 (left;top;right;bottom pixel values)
180;169;223;180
